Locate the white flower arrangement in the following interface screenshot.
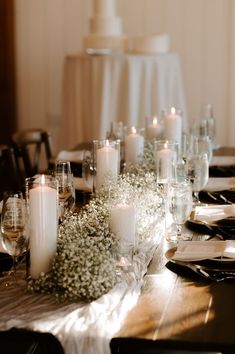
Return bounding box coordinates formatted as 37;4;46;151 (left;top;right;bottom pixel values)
27;145;163;303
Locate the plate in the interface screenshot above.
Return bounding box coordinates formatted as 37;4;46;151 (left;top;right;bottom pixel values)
166;246;235;263
204;177;235;192
210;156;235;167
188;208;235;229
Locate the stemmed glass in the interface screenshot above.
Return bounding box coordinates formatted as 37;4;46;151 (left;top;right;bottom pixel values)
187;153;209;206
0;191;28;286
170;181;192;241
54;161;75;221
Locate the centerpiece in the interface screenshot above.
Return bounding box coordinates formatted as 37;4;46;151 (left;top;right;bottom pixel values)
27;141;163;302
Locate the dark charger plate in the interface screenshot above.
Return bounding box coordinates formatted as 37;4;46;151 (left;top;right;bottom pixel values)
0;252;13;275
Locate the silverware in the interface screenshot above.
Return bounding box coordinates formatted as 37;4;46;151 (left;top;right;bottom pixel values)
207;191;234;205
173;259;235;282
219;193;233;205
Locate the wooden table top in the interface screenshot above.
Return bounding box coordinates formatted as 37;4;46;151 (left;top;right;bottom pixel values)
111;233;235;353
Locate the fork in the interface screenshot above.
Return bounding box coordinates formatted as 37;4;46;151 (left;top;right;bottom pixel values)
173;259;235;282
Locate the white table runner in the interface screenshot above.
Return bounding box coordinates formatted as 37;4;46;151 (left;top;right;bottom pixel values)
0;228;163;354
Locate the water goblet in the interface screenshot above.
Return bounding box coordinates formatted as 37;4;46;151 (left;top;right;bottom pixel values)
169;181;193;241
0;191;28;285
187;153;209;206
54;160;75;221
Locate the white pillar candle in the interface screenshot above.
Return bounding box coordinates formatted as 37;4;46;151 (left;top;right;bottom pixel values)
29;175;58;279
147;117;163;140
156;144;177;182
164;107;182;146
125;127;144;165
96;142;119;191
110;203;136;245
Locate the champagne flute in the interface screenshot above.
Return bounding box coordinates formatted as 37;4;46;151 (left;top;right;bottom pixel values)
54;161;75;221
199;103;216;143
0;191;28;285
187;153;209;206
170;181;192;241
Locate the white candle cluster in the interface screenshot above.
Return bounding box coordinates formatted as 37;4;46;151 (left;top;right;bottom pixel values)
96;141;119;191
155;142;177;183
146;116;163;140
125;127;144;165
28;175;58;279
164;107;182;147
110;203;136;246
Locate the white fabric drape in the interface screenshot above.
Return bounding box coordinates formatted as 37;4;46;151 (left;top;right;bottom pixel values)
0;228;164;354
61;53;187;150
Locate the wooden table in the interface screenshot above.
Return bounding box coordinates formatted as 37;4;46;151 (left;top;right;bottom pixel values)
111;231;235;353
112;144;235;353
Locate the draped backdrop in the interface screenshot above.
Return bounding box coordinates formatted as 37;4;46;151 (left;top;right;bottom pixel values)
14;0;235;153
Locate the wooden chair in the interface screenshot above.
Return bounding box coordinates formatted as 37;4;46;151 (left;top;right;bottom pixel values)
11;129;53;179
0;144;22;199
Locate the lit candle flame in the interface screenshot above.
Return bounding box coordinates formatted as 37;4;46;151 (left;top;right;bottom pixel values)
41;174;45;185
153;117;158;125
131;127;136;134
171;107;176;115
105;140;110;147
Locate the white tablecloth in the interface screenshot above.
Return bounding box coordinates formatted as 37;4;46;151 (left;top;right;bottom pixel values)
61;52;187;150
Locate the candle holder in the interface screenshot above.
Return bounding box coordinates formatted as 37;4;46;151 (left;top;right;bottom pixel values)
154;140;179;184
53;161;76;222
145;115;163;141
93;139;120;192
163;107;182;148
25;175;58;279
124;126;145;166
110;202;136;273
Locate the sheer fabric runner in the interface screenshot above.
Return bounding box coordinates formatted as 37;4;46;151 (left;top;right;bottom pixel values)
0;228;163;354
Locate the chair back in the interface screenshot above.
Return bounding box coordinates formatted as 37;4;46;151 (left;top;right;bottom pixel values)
11;129;53;178
0;144;22;199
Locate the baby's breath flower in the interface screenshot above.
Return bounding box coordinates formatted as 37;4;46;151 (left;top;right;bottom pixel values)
27;147;163;302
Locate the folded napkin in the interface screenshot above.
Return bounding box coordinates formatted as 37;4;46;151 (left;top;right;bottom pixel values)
173;240;235;261
57;150;84;162
0;240;6;254
204;177;235;192
73;177;92;192
210;156;235;167
194;204;235;223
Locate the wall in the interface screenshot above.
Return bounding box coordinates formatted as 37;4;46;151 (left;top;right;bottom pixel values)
14;0;234;153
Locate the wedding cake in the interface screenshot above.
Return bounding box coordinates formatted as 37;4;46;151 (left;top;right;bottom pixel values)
84;0;128;53
131;33;170;54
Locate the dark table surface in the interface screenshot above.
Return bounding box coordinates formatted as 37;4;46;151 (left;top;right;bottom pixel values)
111;145;235;353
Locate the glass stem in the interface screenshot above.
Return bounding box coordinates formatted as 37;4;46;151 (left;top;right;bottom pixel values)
193;191;200;205
12;256;19;284
176;224;182;237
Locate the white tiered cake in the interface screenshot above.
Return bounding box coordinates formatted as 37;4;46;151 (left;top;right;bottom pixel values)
84;0;128;53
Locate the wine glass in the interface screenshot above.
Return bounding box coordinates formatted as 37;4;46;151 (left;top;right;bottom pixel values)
187;153;209;206
54;161;75;221
0;191;28;285
170;181;192;241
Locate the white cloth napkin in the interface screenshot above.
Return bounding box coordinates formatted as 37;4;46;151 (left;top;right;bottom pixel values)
0;239;6;253
57;150;84;162
210;155;235;167
194;204;235;223
73;177;92;192
173;240;235;261
204;177;235;192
